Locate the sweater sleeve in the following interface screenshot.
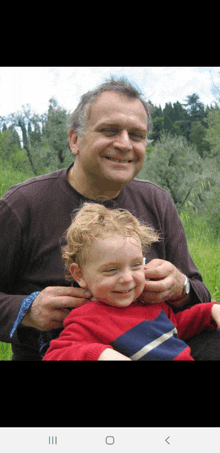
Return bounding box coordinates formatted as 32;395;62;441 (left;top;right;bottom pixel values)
43;309;113;361
167;302;218;341
0;199;28;343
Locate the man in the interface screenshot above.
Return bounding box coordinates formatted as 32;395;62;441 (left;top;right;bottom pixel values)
0;77;218;360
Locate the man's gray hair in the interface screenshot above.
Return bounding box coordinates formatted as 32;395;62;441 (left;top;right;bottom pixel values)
69;77;152;137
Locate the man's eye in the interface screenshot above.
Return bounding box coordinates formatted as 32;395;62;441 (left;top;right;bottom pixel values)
129;132;142;140
101;129;117;136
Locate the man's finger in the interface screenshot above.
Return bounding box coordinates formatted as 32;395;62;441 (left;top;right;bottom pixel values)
52;307;73;321
140;289;170;304
144;266;169;280
45;286;92;298
52;296;91;309
144;278;171;293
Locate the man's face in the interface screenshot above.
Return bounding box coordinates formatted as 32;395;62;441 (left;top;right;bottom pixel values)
69;91;148;197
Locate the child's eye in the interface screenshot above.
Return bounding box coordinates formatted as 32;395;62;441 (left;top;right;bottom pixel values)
132;262;142;268
104;268;117;274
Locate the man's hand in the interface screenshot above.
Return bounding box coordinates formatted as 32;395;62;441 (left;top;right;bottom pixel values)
140;259;187;306
21;286;92;331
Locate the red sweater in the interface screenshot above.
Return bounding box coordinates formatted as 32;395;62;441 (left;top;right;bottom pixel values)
43;301;217;361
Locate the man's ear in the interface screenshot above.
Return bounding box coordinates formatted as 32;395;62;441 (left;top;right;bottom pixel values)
68;128;80;157
70;262;88;288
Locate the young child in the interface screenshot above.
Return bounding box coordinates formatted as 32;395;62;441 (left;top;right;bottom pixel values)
43;203;220;361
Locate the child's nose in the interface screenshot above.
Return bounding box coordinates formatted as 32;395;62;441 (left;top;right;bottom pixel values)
119;269;133;283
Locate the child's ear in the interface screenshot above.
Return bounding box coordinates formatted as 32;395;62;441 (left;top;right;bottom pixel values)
69;263;88;288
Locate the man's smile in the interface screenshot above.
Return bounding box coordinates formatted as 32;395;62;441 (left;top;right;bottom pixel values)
104;156;134;164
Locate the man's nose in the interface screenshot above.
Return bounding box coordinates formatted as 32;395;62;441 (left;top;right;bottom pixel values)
113;130;132;152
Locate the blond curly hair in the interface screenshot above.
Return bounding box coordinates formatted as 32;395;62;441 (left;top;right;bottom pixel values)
61;202;159;281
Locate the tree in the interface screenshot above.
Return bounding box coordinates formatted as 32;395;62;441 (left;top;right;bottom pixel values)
163;115;173;133
150;117;164;141
149;97;208;143
189;121;210;158
0;105;41;175
205;105;220;159
0;98;73;176
17;114;38;175
173;101;187;122
173;120;184;136
174;118;192;141
152;105;163;118
34;97;73;173
42;98;70;164
0;129;31;172
190;156;220;235
137;132;204;212
182;94;206;124
163;102;176;124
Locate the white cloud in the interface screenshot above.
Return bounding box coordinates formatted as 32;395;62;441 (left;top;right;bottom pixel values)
0;67;219;118
0;67;55;116
142;67;219;108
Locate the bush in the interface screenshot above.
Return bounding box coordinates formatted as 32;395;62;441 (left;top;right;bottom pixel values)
137;132;203;212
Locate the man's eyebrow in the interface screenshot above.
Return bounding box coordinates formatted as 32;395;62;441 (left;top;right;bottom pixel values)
95;120;147;133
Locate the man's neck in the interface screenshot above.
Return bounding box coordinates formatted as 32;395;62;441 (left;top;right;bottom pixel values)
67;163;122;201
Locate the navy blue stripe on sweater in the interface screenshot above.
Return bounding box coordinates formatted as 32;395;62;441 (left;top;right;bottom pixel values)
111;310;187;360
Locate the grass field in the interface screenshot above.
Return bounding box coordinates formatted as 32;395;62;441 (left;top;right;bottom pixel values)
181;211;220;302
0;165;34;198
0;168;219;360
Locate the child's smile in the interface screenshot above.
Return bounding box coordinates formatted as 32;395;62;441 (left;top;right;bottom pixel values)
70;234;146;308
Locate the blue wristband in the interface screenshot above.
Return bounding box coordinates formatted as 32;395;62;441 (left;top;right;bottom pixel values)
10;291;41;338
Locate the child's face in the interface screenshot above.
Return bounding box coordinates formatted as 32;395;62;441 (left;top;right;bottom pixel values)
70;234;145;308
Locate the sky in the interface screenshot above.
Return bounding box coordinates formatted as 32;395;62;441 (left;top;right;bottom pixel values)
0;66;220;118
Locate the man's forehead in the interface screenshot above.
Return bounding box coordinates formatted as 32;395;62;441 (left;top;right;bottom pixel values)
87;91;147;127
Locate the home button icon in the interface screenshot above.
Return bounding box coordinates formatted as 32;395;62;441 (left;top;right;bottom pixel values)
106;436;115;445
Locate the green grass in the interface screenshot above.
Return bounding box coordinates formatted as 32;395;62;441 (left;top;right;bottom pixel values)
0;168;219;359
0;164;34;197
0;342;13;361
181;211;220;302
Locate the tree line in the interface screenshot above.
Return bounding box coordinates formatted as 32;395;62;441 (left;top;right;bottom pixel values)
0;98;73;176
148;93;214;158
0;93;220;234
140;94;220;235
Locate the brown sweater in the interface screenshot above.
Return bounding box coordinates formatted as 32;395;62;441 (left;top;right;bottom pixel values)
0;163;211;359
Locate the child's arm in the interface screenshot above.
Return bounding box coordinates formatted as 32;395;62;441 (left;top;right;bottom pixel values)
210;303;220;327
42;326;114;361
43;341;131;361
169;301;218;341
97;348;132;361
